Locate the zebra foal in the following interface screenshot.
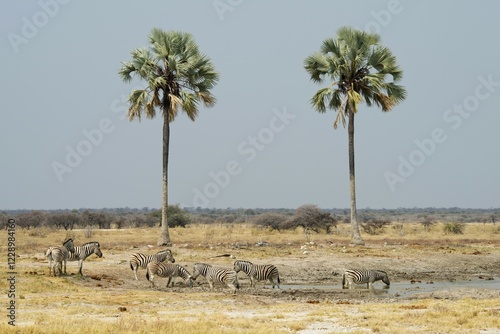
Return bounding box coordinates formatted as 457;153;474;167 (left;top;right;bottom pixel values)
341;269;390;289
146;261;193;288
233;260;280;288
68;241;103;275
46;238;75;276
129;249;175;280
192;263;239;293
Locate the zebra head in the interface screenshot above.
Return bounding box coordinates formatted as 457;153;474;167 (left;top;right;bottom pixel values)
90;242;103;258
233;260;252;274
380;271;390;286
63;238;75;253
192;263;210;279
158;249;175;263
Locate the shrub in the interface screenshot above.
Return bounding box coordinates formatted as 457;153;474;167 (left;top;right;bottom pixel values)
361;218;391;235
252;213;288;231
150;205;192;228
443;222;465;234
282;205;338;233
421;216;435;232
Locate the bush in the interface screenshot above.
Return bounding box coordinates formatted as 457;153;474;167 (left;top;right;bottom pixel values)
282;205;338;233
443;222;465;234
150;205;192;228
421;216;435;232
361;218;391;235
252;213;288;231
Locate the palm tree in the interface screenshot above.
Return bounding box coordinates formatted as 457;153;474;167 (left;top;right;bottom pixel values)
304;27;406;245
119;28;219;246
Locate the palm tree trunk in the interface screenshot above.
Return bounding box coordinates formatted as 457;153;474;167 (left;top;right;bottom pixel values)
157;113;172;246
348;109;365;246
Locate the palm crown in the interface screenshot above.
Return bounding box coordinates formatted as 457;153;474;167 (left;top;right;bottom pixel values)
119;29;219;122
304;27;407;127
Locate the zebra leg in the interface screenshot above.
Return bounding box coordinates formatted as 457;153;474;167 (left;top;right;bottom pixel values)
63;259;67;275
167;277;173;288
250;276;256;288
133;267;139;280
78;260;83;276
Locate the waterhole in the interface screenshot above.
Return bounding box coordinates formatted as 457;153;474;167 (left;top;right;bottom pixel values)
277;277;499;298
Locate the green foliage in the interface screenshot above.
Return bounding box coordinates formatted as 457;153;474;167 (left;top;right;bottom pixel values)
151;205;191;228
443;222;465;234
304;26;407;127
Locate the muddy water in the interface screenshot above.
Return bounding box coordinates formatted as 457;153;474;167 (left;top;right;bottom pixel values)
278;278;500;298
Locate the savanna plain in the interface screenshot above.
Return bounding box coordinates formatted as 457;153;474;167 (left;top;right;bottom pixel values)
1;222;499;334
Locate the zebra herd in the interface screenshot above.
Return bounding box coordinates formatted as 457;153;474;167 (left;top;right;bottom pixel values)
45;239;390;291
134;251;279;293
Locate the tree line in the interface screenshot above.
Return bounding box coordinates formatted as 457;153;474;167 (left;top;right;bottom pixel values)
2;205;497;233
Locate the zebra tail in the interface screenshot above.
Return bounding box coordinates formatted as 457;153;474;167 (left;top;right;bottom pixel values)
342;273;346;289
278;275;281;284
146;270;150;281
129;262;134;271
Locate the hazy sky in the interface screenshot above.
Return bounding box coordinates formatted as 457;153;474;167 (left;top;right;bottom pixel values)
2;0;500;210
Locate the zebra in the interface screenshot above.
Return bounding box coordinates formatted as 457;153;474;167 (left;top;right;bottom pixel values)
67;241;103;275
146;261;194;289
341;269;390;289
46;238;75;276
192;263;239;293
233;260;280;288
129;249;175;280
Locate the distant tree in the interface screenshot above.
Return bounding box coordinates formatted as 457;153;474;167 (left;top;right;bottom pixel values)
48;212;81;230
252;213;288;231
82;211;115;229
15;210;47;229
304;27;407;245
119;28;219;246
151;205;191;228
244;209;256;216
283;205;338;233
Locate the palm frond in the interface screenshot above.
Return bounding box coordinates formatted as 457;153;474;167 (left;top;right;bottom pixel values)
310;87;333;113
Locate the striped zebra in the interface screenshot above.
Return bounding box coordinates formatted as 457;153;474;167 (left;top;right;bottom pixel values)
146;261;193;289
129;249;175;280
341;269;390;289
233;260;280;288
192;263;239;293
67;241;103;275
46;238;75;276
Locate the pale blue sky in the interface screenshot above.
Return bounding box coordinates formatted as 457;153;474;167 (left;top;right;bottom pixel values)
2;0;499;210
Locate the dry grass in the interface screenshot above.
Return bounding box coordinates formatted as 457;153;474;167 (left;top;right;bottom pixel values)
1;222;499;333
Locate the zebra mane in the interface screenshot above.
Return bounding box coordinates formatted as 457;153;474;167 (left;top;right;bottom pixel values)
82;241;99;247
157;249;171;254
63;238;73;244
236;260;253;265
